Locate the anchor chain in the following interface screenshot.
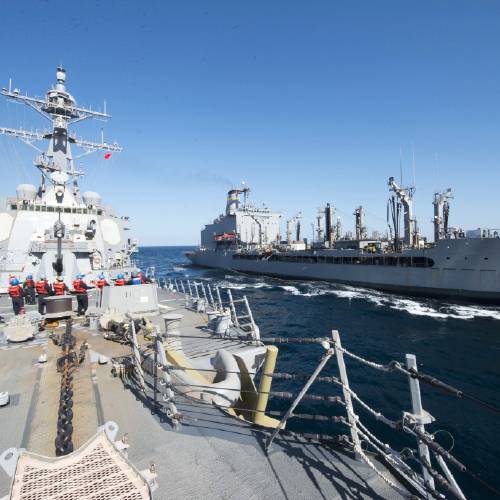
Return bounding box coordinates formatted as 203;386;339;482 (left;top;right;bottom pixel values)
55;319;77;456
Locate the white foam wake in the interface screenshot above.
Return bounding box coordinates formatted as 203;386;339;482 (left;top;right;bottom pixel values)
277;283;500;321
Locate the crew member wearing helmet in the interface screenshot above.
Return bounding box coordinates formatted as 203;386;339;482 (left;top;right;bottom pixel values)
53;277;69;296
35;276;52;315
115;274;125;286
8;278;25;315
138;270;151;284
96;273;109;289
23;274;36;305
129;271;141;285
72;274;92;316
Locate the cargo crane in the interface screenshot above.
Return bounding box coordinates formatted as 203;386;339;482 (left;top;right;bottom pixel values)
354;206;367;240
432;189;453;242
286;213;302;244
388;177;419;249
324;203;335;246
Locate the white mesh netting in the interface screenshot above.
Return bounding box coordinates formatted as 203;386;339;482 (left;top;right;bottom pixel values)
9;432;151;500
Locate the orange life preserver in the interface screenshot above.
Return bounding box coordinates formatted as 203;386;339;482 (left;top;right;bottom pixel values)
73;279;86;294
36;281;48;295
25;279;35;288
115;279;125;286
8;285;22;298
53;282;66;295
96;279;107;289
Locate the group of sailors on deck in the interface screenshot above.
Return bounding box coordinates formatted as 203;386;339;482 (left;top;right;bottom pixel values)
6;271;150;317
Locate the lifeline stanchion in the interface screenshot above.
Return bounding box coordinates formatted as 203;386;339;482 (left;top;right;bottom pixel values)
207;284;215;308
406;353;435;492
226;289;239;327
332;330;362;456
265;331;338;451
180;280;186;294
200;282;209;304
215;285;223;311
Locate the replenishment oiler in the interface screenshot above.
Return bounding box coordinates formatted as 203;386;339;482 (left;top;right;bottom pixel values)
187;184;500;303
0;67;497;500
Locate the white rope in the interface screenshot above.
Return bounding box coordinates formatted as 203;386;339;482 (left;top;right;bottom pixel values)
353;443;413;498
333;377;399;429
334;344;392;372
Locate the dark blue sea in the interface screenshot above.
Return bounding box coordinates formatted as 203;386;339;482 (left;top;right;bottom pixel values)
137;246;500;499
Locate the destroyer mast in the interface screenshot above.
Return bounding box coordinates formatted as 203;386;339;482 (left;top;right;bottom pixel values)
1;66;121;186
0;67;135;289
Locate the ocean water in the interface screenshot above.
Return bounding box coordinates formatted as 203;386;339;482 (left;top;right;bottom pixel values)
137;246;500;499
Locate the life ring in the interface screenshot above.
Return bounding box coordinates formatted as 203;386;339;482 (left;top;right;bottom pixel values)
92;253;102;268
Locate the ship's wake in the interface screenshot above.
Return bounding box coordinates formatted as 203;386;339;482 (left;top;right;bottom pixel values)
212;276;500;321
276;283;500;321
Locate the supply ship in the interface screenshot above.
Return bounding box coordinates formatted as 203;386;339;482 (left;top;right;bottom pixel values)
187;184;500;303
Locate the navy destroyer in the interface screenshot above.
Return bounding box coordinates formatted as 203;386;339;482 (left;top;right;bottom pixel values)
0;67;137;293
187;183;500;303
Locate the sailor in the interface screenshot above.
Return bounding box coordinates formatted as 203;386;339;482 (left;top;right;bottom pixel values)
72;274;92;316
114;274;125;286
53;277;69;296
35;277;52;315
23;274;36;305
138;270;151;284
8;278;25;315
96;273;109;289
129;272;141;285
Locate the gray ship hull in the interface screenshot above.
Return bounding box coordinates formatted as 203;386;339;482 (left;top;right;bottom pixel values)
187;238;500;303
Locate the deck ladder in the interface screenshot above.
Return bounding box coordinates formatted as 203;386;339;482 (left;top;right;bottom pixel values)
226;289;259;341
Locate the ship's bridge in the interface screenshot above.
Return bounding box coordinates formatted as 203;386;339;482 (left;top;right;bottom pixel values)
201;189;281;250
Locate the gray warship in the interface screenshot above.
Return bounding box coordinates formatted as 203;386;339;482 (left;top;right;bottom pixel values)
0;67;494;500
187;184;500;303
0;66;137;293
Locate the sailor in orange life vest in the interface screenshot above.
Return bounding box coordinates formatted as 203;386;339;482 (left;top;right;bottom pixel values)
96;273;109;289
23;274;36;305
35;276;52;315
72;274;93;316
114;274;125;286
53;277;69;296
8;278;25;315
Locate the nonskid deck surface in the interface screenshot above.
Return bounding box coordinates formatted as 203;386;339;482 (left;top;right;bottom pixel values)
0;290;404;499
158;288;256;360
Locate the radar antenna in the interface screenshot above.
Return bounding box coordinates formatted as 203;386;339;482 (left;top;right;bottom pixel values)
0;66;122;187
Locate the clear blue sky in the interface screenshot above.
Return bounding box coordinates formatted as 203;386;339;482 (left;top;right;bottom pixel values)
1;1;499;245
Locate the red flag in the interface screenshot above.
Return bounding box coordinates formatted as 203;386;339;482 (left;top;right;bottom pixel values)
104;153;112;160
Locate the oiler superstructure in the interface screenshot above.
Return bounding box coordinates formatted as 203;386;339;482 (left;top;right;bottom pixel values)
0;67;137;291
188;180;500;303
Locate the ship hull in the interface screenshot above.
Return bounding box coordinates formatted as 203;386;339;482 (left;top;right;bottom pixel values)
186;238;500;304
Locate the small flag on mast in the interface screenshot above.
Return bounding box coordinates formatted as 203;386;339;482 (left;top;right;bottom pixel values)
104;153;112;160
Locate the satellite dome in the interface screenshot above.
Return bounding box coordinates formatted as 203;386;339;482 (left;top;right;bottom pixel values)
82;191;102;207
16;184;37;201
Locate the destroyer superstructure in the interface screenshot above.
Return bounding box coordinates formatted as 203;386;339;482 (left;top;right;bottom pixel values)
0;67;137;291
188;181;500;302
